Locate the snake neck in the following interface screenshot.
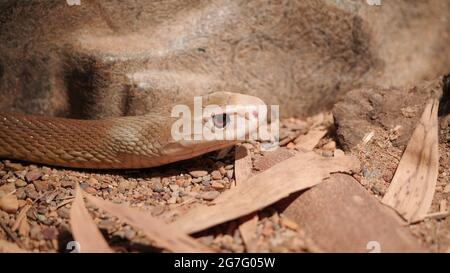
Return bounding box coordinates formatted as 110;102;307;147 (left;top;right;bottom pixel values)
0;112;170;169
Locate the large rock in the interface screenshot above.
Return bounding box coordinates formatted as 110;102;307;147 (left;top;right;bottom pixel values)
333;77;444;151
0;0;449;118
279;173;426;252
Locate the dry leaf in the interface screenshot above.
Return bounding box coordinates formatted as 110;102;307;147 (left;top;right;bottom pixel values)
426;211;450;220
382;99;439;223
234;145;259;252
238;214;259;252
173;151;360;234
70;185;113;253
234;145;257;251
18;218;30;237
12;204;31;231
234;145;253;185
83;193;212;253
294;128;328;151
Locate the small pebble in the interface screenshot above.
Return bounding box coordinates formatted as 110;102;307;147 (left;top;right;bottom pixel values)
42;227;57;240
15;188;26;200
84;187;97;194
0;194;18;213
322;141;336;151
169;184;179;192
189;170;208;178
151;181;164;193
88;177;99;185
57;207;71;219
202;175;211;182
79;182;89;190
211;181;225;190
444;184;450;194
286;142;296;149
41;174;50;181
14;170;27;180
15;179;27;187
36;214;47;223
334;149;345;157
211;171;222;180
26;169;43;182
191;177;202;183
61;180;75;189
0;183;15;196
201;191;220;201
4;162;24;171
226;170;234;179
218;167;226;176
124;229;136;240
29;225;43;240
33;180;50;192
362;168;373;178
118;180;134;193
25;186;39;200
280;217;299;231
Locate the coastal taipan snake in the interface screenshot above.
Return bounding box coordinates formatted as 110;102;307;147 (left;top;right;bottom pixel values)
0;92;265;169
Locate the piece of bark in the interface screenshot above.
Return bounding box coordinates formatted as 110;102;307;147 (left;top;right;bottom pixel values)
12;204;31;232
70;186;113;253
238;214;259;253
426;211;450;220
234;145;259;252
294;128;328;151
235;147;296;253
279;173;425;252
17;218;30;237
84;193;212;253
253;147;296;172
234;145;253;186
172;152;360;234
382;99;439;223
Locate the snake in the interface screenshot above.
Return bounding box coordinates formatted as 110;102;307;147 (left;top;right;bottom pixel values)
0;92;265;169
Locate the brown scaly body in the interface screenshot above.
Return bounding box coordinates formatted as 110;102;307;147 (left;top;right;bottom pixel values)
0;92;266;169
0;113;170;168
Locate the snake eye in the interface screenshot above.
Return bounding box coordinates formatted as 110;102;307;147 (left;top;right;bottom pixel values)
212;113;230;129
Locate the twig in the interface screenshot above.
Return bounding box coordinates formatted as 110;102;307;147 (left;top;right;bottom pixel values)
0;221;24;249
12;204;31;231
56;198;75;209
426;211;450;220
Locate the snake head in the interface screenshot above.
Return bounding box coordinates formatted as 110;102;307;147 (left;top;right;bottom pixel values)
164;92;269;160
200;91;267;140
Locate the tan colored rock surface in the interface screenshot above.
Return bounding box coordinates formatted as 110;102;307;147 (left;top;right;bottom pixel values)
279;173;426;252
